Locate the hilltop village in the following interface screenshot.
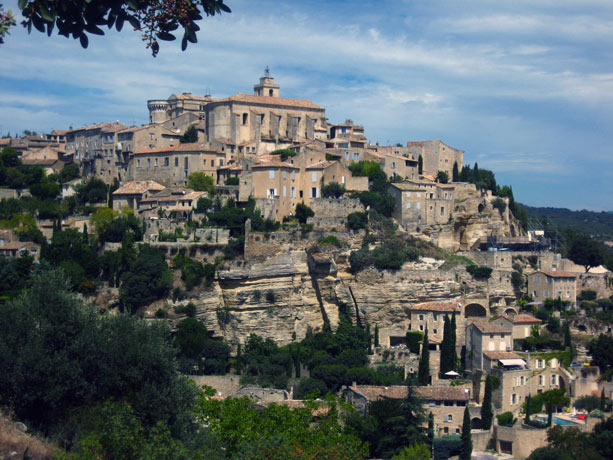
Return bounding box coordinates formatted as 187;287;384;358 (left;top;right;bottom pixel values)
1;71;612;460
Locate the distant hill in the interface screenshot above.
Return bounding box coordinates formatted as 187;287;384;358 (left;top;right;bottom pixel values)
521;205;613;240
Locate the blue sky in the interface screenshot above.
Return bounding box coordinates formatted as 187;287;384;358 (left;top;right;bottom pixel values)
1;0;612;211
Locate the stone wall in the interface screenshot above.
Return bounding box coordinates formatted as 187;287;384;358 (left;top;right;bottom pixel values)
495;424;548;458
187;374;242;398
307;197;365;230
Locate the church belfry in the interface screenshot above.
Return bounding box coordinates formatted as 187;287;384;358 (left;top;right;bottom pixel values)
254;66;280;97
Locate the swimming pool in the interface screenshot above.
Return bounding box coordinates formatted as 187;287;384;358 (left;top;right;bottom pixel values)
533;416;579;425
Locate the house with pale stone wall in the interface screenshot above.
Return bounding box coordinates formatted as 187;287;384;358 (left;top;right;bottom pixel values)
527;271;577;307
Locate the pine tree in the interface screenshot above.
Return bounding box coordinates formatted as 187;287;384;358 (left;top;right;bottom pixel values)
481;374;493;430
452;161;459;182
418;155;423;175
417;327;430;386
461;405;472;460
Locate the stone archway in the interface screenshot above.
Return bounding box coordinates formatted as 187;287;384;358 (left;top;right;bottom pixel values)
504;307;518;318
465;303;487;318
471;417;482;429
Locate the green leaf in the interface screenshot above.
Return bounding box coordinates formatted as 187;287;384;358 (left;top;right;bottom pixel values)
127;16;140;30
85;24;104;36
181;35;188;51
116;14;125;32
39;6;55;22
79;33;89;49
18;0;28;10
157;32;176;42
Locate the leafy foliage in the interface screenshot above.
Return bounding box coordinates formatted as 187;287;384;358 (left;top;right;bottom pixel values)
295;202;314;224
120;244;172;313
347;211;368;230
187;172;215;195
435;171;448;184
17;0;231;57
588;334;613;374
466;264;493;279
180;125;198;143
322;181;346;198
567;234;603;272
349;237;419;271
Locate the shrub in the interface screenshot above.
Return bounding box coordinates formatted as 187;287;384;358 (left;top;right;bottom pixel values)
574;395;601;412
578;290;597;301
270;148;297;161
347;211;368;231
496;411;516;426
322;182;346;198
466;265;493;279
224;176;239;186
175;302;197;317
294;378;328;399
492;197;507;214
295;203;314;224
405;331;424;353
318;235;343;247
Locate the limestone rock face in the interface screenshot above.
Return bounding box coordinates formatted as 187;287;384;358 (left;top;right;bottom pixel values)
192;251;328;347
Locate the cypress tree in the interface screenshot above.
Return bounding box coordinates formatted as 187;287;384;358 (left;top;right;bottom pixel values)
452;161;459;182
441;315;452;375
564;322;572;348
428;411;434;443
374;324;379;347
366;323;373;355
418;155;423;174
418;327;430;386
473;162;479;183
601;389;606;411
235;344;243;374
525;393;532;421
481;374;493;430
82;223;89;245
451;311;457;371
461;405;472;460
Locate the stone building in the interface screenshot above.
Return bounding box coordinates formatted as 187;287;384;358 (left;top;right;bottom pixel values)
388;180;455;231
486;352;530;413
148;70;327;156
491;313;542;340
367;147;419;181
128;143;226;187
404;140;464;179
527;271;577;306
344;385;471;436
466;322;513;371
112;180;166;211
407;299;463;344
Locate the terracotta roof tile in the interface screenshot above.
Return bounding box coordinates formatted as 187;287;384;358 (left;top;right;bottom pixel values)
134;143;221;155
511;314;542;324
483;351;523;360
217;93;324;110
112;181;166;195
471;322;511;334
539;271;577;279
413;386;470;401
410;300;462;312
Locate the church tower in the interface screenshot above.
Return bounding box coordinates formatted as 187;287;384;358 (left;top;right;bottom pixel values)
254;66;280;97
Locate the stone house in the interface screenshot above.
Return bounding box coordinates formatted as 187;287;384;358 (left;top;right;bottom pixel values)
112;180;166;211
404;140;464;179
137;188;206;219
388;180;455;231
485;352;530;413
407;299;463;344
328;119;366;141
344;385;470;436
0;241;40;260
466;322;513;371
368;147;419;181
128;143;226;187
522;353;570;396
527;271;577;306
491;313;543;340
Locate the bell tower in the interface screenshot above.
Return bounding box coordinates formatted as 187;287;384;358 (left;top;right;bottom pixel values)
254;66;280;97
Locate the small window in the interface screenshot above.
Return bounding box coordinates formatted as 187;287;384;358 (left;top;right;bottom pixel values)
419;315;424;321
312;172;318;182
242;113;248;125
433;329;438;335
147;159;151;167
175;157;179;167
137;159;141;167
419;325;424;331
154;158;158;167
539;375;543;386
164;157;169;166
291;170;295;180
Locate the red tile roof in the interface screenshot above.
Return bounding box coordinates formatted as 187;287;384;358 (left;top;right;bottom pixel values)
410;300;462;312
471;322;510;334
539;271;577;279
133;143;222;155
217;93;324;110
511;314;542;324
413;386;470;401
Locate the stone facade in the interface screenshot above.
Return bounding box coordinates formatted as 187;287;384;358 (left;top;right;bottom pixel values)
527;271;577;306
389;180;455;231
466;322;513;371
128;143;226;187
307;197;366;230
404;140;464;179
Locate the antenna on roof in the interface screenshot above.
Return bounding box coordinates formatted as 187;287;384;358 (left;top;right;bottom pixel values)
264;66;270;77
